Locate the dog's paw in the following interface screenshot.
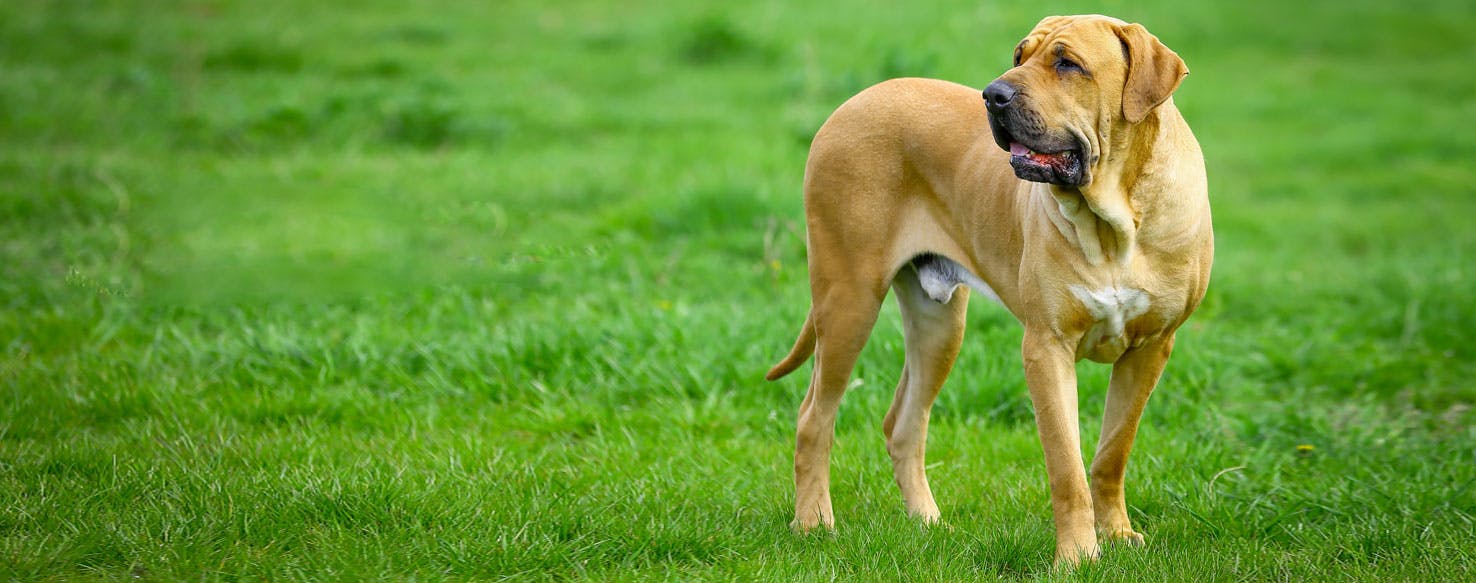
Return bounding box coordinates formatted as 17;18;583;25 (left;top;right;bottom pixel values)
1099;527;1146;546
920;519;955;533
903;506;949;530
905;505;942;526
789;513;835;534
1053;542;1102;569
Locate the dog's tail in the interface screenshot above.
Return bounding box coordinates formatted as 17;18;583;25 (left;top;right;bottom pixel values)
765;310;816;381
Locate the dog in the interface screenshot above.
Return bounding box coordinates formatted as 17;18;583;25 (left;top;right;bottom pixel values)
764;15;1212;566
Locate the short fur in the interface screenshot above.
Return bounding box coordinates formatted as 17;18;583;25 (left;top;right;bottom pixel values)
766;15;1213;566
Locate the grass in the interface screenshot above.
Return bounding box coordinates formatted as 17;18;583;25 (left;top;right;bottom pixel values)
3;0;1475;580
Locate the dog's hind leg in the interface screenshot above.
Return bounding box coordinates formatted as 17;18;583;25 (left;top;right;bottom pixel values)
883;263;970;523
791;277;887;532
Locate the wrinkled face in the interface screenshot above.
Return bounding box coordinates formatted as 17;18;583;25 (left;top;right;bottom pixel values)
983;15;1139;187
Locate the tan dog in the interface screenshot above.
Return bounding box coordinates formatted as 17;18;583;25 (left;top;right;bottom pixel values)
765;15;1212;566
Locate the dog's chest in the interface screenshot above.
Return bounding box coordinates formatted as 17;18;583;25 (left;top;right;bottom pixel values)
1069;285;1150;363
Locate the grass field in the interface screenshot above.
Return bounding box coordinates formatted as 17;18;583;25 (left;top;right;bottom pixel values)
4;0;1475;580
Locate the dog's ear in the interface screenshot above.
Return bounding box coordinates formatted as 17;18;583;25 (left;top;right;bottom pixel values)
1115;23;1188;124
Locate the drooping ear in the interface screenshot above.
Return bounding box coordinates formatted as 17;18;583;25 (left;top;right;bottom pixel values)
1115;23;1188;123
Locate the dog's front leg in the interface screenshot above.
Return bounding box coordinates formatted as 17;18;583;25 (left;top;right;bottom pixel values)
1090;333;1175;546
1022;328;1098;566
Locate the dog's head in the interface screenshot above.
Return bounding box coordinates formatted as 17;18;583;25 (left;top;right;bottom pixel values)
983;15;1188;187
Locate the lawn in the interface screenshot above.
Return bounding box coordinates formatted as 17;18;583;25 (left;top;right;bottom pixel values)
3;0;1474;580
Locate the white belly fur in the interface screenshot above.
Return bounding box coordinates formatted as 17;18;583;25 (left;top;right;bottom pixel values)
912;254;1002;304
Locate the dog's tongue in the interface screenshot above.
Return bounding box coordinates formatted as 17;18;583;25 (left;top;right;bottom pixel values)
1009;142;1031;157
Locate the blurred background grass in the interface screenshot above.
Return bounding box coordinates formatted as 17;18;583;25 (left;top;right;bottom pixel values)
5;0;1473;301
2;0;1474;579
7;0;1471;402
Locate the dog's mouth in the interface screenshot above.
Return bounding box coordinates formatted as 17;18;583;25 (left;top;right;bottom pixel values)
1009;142;1080;174
1008;142;1083;185
986;98;1089;187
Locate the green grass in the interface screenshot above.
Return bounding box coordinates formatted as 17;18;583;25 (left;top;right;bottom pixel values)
3;0;1475;580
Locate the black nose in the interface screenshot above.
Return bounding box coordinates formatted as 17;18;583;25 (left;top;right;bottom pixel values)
982;80;1017;111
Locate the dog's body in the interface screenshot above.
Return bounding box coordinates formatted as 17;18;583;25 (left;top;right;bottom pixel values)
766;15;1212;565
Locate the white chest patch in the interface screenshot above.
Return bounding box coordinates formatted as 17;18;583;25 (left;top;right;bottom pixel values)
1069;285;1150;361
1070;285;1150;325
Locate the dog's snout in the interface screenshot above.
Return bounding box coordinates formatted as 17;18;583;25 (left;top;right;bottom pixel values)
982;80;1017;111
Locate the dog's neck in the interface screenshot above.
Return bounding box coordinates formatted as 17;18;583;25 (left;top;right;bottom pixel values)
1043;107;1172;266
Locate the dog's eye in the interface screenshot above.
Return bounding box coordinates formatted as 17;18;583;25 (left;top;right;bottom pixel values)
1055;57;1083;74
1013;46;1023;67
